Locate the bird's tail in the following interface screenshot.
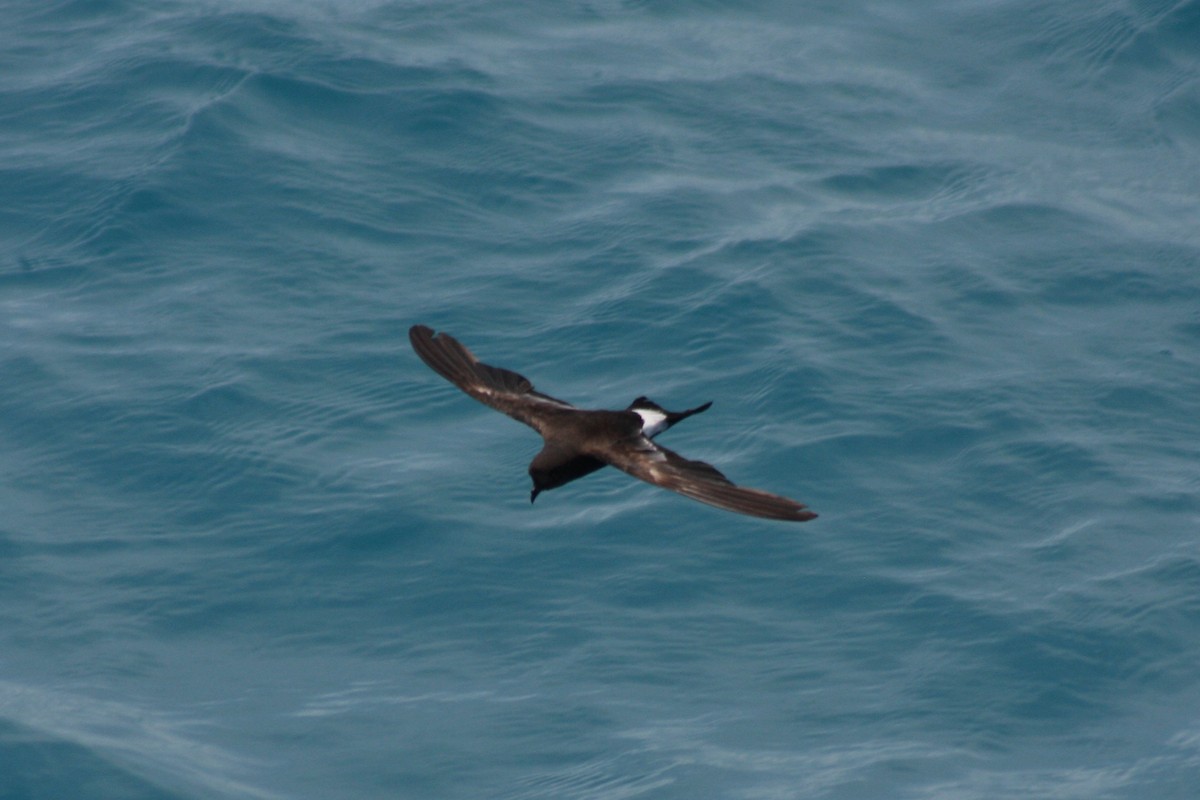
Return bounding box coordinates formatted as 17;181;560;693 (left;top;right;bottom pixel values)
668;401;712;424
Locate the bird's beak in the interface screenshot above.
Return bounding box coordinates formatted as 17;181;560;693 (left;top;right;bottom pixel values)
530;488;541;504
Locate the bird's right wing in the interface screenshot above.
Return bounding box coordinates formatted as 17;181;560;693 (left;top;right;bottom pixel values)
410;325;574;433
599;435;817;522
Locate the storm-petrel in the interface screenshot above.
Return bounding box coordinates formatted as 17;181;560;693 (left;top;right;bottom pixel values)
410;325;817;522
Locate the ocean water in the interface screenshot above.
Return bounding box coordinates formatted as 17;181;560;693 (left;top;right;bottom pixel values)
3;0;1199;797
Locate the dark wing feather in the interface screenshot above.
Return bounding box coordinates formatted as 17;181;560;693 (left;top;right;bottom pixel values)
409;325;573;433
598;436;817;522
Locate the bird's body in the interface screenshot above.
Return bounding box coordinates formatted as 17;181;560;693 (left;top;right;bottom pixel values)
631;406;669;437
409;325;816;522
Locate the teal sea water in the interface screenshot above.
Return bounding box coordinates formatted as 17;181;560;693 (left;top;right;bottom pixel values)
3;1;1200;797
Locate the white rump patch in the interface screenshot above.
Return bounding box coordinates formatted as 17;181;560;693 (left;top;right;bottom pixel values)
633;408;669;438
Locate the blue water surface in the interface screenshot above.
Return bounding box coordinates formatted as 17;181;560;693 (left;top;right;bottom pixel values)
3;1;1200;798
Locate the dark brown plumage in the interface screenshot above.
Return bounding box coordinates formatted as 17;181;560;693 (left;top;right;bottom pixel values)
409;325;817;522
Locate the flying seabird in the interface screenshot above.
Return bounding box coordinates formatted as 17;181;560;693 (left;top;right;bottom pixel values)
409;325;817;522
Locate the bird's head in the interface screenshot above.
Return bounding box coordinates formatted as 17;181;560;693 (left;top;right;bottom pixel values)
528;468;553;504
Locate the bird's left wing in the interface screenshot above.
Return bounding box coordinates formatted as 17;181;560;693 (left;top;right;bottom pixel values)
596;436;817;522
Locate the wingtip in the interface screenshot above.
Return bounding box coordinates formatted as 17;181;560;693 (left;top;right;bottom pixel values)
409;325;433;349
